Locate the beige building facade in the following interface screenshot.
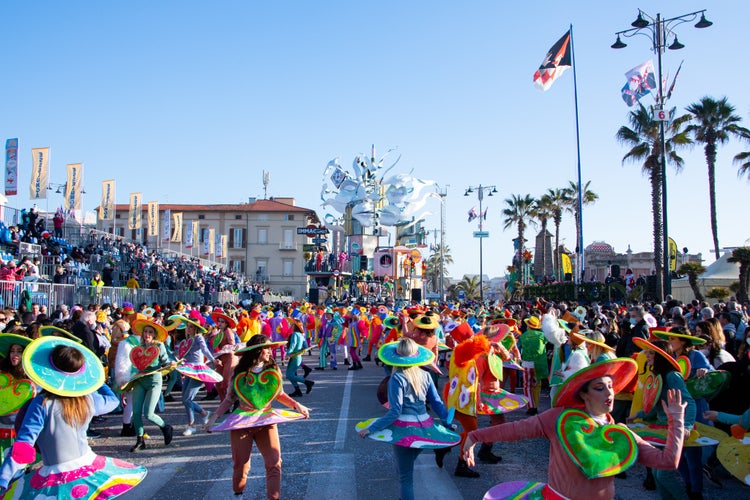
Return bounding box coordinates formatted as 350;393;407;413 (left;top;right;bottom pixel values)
97;197;319;299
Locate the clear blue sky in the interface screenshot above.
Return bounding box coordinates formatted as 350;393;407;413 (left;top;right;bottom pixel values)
2;1;748;279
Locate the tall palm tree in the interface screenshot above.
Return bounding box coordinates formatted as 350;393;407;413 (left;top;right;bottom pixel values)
424;244;453;294
453;275;483;301
686;97;750;260
544;187;570;281
502;194;537;286
563;180;598;280
616;103;692;299
531;194;555;280
727;247;750;304
677;261;706;302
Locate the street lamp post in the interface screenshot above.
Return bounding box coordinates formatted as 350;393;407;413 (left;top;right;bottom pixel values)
465;185;497;304
435;185;448;302
612;8;711;300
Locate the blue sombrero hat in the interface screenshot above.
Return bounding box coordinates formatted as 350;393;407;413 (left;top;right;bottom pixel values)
377;341;435;367
0;333;32;356
38;325;83;344
22;336;105;397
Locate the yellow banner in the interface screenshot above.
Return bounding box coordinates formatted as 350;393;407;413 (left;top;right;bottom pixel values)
147;201;159;236
171;212;183;242
64;163;83;210
29;147;49;199
668;237;678;271
208;228;215;255
128;193;142;230
561;253;572;275
221;234;227;258
99;180;115;220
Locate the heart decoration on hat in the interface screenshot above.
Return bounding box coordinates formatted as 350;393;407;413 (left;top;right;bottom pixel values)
557;409;638;478
642;373;662;414
0;372;36;415
234;368;282;410
677;355;691;380
130;345;160;371
177;338;193;360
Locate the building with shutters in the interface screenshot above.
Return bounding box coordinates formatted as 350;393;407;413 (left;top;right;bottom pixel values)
96;197;319;299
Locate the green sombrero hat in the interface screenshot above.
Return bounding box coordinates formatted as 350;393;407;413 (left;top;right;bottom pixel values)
166;315;207;334
377;341;435;367
0;334;32;356
39;325;83;344
653;330;706;346
22;336;105;397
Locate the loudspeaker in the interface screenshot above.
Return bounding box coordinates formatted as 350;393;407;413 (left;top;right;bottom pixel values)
308;288;319;305
645;275;658;297
411;288;422;302
611;264;621;279
359;255;369;271
373;250;394;277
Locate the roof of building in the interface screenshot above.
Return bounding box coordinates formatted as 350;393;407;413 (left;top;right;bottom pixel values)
585;241;614;253
109;198;317;216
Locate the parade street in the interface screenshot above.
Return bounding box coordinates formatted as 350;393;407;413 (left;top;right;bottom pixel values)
87;354;742;500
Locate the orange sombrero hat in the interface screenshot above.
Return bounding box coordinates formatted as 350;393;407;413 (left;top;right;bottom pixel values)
632;337;681;374
553;358;638;408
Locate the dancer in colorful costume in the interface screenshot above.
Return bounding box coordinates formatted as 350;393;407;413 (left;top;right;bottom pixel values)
285;320;314;396
356;338;459;500
206;335;310;498
0;336;147;498
0;335;34;458
211;310;239;400
465;358;687;499
520;316;547;415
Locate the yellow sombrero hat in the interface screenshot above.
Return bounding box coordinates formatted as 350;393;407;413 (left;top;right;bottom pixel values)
132;319;169;343
653;329;706;346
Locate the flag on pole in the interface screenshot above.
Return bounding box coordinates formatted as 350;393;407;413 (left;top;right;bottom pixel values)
185;220;193;248
533;30;572;91
481;208;488;220
100;180;115;220
666;60;683;101
202;229;210;255
621;60;656;107
191;221;199;249
171;212;182;242
467;207;477;222
29;147;49;199
64;164;83;211
128;193;142;230
147;201;159;237
4;139;18;196
162;209;171;242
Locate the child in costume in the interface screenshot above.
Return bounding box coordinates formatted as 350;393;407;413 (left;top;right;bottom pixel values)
127;319;176;452
0;337;147;498
465;359;687;499
0;334;34;458
356;338;459;500
206;334;310;498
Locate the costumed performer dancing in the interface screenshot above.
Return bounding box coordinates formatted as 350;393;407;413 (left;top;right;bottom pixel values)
356;338;459;500
206;334;310;499
0;334;34;458
465;358;687;499
0;336;146;498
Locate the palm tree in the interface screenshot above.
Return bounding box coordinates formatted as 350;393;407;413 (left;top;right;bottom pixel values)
544;188;570;281
563;180;598;259
727;247;750;304
424;244;453;294
677;261;706;301
531;194;555;280
686;97;750;260
502;194;537;286
616;103;692;299
453;275;483;301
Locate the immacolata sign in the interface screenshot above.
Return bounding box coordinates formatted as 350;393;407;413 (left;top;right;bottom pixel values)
296;226;329;236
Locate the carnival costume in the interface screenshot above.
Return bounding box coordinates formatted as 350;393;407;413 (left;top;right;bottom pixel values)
520;317;548;412
0;336;146;499
0;335;34;459
285;321;314;396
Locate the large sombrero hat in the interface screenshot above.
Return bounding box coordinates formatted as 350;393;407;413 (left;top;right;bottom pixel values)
524;316;542;330
39;325;83;343
211;311;237;329
552;358;638;408
164;314;187;331
167;315;207;334
479;323;511;343
131;319;169;343
653;329;706;346
377;341;435;367
22;336;105;396
383;315;401;330
411;314;439;330
0;333;32;355
632;337;681;373
236;340;287;354
569;329;615;352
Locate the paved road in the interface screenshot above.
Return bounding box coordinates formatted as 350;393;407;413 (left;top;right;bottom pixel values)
87;354;746;499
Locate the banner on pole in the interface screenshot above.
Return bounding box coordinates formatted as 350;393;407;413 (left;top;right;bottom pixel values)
128;193;142;230
64;163;83;211
147;201;159;236
100;180;115;221
162;209;171;242
29;147;49;200
4;139;18;196
202;229;210;255
171;212;182;242
208;228;215;255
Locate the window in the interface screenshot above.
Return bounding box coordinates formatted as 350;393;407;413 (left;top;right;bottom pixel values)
258;228;268;244
283;259;293;276
281;228;294;249
235;215;242;220
230;260;244;273
255;260;268;281
231;228;245;249
115;213;121;219
198;215;205;220
284;214;294;221
258;214;269;222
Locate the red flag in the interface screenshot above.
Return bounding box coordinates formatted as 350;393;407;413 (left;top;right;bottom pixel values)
533;31;572;92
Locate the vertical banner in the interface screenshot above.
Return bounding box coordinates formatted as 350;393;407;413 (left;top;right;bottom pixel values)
147;201;159;236
162;209;171;242
99;180;115;220
216;233;224;258
202;229;210;255
185;220;193;248
4;139;18;196
668;237;678;272
189;221;199;249
221;234;227;258
128;193;142;230
29;147;49;199
64;163;83;211
208;228;216;255
171;212;183;242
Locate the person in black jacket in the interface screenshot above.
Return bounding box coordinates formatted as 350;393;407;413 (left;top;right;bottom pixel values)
101;263;115;286
71;310;102;356
616;305;649;358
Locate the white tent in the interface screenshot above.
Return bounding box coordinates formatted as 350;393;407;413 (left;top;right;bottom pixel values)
671;253;740;303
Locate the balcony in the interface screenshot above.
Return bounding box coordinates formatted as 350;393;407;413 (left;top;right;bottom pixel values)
279;242;297;251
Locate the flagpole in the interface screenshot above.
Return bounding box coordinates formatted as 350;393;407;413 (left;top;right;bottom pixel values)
570;24;585;287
